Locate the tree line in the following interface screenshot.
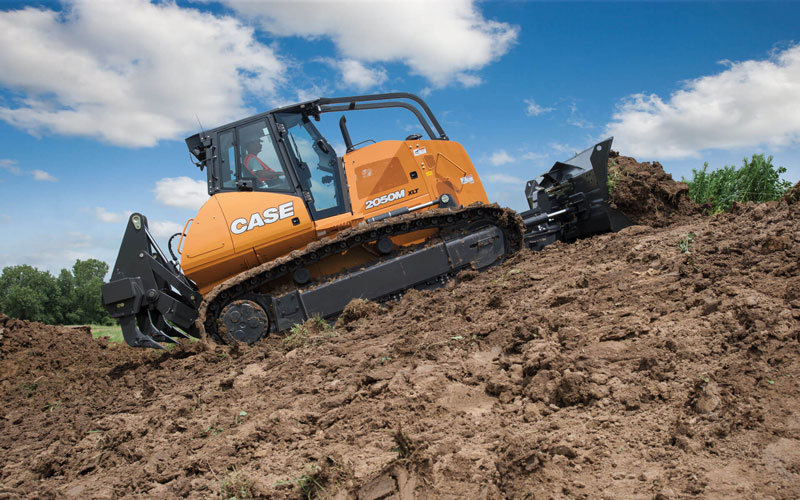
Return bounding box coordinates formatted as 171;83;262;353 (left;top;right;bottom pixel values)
0;259;111;325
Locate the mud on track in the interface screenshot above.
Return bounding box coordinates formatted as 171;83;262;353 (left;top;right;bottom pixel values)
1;161;799;499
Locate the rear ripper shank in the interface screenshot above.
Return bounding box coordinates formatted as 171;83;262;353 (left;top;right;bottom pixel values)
102;93;630;349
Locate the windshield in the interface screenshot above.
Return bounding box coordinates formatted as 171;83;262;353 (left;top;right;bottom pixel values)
276;113;346;219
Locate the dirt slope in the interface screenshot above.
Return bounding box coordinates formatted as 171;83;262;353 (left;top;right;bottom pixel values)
1;161;799;500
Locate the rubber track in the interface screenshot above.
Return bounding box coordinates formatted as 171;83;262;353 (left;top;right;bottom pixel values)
196;203;525;343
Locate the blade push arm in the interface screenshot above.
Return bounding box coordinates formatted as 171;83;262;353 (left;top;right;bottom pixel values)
101;214;201;348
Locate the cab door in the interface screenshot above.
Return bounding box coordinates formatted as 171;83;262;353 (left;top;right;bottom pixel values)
274;112;351;223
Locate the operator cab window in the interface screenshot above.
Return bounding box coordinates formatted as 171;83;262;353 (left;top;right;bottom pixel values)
276;112;346;219
237;120;290;192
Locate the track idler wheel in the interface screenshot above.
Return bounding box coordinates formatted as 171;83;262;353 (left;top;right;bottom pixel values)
219;299;269;344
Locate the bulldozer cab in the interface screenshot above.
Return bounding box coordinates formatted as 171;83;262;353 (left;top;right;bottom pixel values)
186;93;454;224
189;110;348;222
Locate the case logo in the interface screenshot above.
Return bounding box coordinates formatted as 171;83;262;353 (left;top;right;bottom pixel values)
230;201;294;235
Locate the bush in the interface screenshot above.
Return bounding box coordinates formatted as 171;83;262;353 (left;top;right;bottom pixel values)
685;154;792;213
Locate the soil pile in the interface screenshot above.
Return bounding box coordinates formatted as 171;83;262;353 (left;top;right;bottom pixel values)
608;151;701;227
1;162;799;499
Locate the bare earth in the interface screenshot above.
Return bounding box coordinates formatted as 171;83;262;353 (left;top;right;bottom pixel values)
1;156;799;499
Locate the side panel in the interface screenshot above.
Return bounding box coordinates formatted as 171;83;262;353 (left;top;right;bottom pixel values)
214;191;316;265
182;192;316;294
343;140;489;220
424;141;489;206
344;141;430;216
181;197;238;293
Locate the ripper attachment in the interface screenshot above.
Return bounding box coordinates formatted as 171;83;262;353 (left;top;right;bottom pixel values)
101;214;201;349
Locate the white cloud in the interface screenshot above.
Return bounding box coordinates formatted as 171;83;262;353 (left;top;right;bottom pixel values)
524;98;554;117
336;59;388;91
154;177;208;210
489;150;514;166
94;207;130;224
0;159;22;175
606;44;800;159
1;160;57;181
295;85;329;103
226;0;517;88
148;220;185;239
484;173;524;184
0;0;284;147
31;169;57;182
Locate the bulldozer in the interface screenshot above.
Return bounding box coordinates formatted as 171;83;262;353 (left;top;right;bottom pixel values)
101;92;630;349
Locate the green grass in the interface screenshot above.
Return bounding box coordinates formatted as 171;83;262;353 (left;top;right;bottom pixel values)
89;324;124;343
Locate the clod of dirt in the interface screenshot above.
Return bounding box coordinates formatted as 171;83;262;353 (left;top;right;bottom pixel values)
337;298;382;325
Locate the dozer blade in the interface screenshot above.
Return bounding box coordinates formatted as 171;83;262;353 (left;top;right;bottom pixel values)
520;137;631;250
102;213;201;349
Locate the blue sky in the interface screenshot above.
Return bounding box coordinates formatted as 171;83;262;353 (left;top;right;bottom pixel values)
1;0;799;274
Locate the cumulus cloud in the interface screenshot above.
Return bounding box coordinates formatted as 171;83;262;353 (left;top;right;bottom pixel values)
319;58;388;91
226;0;517;88
339;59;388;91
154;177;208;210
32;169;57;182
484;173;524;184
0;0;284;147
524;98;554;117
489;150;514;166
606;44;800;159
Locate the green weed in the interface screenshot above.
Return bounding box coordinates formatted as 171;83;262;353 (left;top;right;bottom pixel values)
42;400;61;413
282;315;339;351
275;464;328;499
234;410;247;425
607;163;620;194
678;233;695;254
282;323;310;350
684;154;792;213
220;467;252;500
204;425;225;436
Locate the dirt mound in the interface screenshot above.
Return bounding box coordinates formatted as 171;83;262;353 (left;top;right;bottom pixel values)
0;315;136;398
2;182;799;498
609;151;702;227
783;181;800;204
